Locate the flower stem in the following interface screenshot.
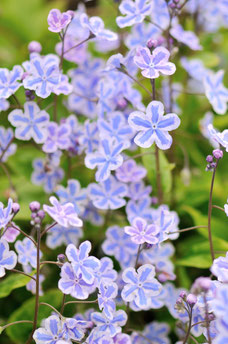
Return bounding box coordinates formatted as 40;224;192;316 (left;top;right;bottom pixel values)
212;205;225;212
8;223;37;247
41;221;57;238
203;294;212;344
172;225;208;234
11;269;36;282
183;306;193;344
63;299;98;307
1;320;33;331
207;161;219;262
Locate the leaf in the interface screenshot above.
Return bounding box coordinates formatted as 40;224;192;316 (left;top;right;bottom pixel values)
177;253;212;268
141;146;175;195
6;289;62;343
0;272;35;298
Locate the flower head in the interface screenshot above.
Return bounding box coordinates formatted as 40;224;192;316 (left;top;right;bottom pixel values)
47;9;72;33
0;198;13;229
80;14;118;41
0;127;17;162
125;217;160;245
116;0;152;28
0;239;17;277
0;66;23;99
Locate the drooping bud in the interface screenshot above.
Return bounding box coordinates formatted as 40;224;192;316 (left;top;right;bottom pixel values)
212;149;223;160
28;41;42;54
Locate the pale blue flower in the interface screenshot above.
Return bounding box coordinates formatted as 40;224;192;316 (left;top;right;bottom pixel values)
93;257;118;287
211;252;228;282
131;321;170;344
0;127;17;162
181;57;206;82
15;237;41;268
121;264;162;310
0;198;13;229
208;124;228;152
56;179;87;215
116;0;152;28
79;120;99;154
203;70;228;115
0;65;23;99
0;239;17;277
126;197;153;223
0;98;9;112
81;200;104;226
127;181;152;201
88;176;128;210
43;196;83;228
47;8;72;33
125;217;159;245
42;122;71;153
125;22;160;49
91;310;127;337
128;100;180;149
80;14;118;41
65;241;100;284
46;224;82;249
98;283;118;319
85;138;128;182
8;102;49;143
170;23;202;50
116;159;146;183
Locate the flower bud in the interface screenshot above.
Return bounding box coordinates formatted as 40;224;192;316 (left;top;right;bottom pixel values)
213;149;223;160
12;202;20;214
37;210;45;220
206;155;213;163
151;197;158;205
147;39;158;49
186;293;197;306
192;277;211;294
34;216;41;224
29;201;40;212
28;41;42;54
57;254;66;263
179;291;187;299
25;89;35;101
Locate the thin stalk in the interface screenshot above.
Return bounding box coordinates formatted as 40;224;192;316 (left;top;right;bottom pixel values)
60;294;66;315
40;260;63;267
0;163;17;197
134;244;142;269
119;69;152;97
39;302;62;318
172;225;208;234
11;269;36;282
41;221;57;238
63;299;98;307
203;294;212;344
207;161;219;262
0;137;14;161
7;223;37;247
212;205;225;212
183;307;193;344
26;226;41;344
1;320;33;331
63;34;95;55
124;151;155;162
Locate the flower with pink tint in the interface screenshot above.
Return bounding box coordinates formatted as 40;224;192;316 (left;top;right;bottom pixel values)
2;223;19;243
48;9;72;33
124;217;160;245
116;159;146;183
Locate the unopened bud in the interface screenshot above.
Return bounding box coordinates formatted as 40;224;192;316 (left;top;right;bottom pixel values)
12;202;20;214
28;41;42;54
57;254;66;263
186;293;197;306
29;201;40;212
213;149;223;160
206;155;213;163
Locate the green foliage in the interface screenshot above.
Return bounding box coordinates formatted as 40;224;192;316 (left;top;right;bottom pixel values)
6;289;62;343
0;272;35;298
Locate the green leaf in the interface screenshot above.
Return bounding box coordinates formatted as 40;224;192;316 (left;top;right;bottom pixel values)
0;272;35;298
177;253;212;268
141;146;174;195
6;289;62;343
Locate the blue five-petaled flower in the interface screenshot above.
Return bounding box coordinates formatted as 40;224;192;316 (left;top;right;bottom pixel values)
0;239;17;277
116;0;152;28
0;65;23;99
128;100;181;150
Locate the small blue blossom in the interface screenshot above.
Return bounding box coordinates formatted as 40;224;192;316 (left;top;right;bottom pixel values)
199;112;219;148
126;197;153;223
121;264;162;310
125;217;159;245
31;153;64;193
93;257;118;287
56;179;87;215
80;14;118;41
128;100;180;149
0;198;13;229
23;54;61;98
15;237;42;269
116;0;152;28
134;46;176;79
170;23;202;50
211;252;228;282
58;262;94;299
150;0;170;30
81;200;104;226
116;159;146;183
208;124;228;152
79;120;99;154
98;112;133;145
125;22;160;49
43;196;83;228
181;57;206;82
65;241;100;284
0;127;17;162
131;321;170;344
26;273;45;296
85;138;128;182
203;70;228;115
102;226;138;269
0;238;17;277
96;79;115;118
98;283;118;319
0;65;23;99
91;310;127;337
8;102;50;143
46;223;83;249
127;181;152;201
42;122;71;153
88;176;128;210
47;9;72;33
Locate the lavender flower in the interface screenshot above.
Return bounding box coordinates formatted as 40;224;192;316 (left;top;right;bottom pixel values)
91;310;127;337
128;100;180;149
93;257;118;287
170;23;202;50
43;196;83;228
0;239;17;277
208;124;228;152
0;65;23;99
47;9;72;33
0;198;13;229
131;321;170;344
79;120;99;154
125;217;160;245
121;264;162;309
116;0;152;28
134;46;176;79
42;122;71;153
26;273;45;296
46;224;82;249
0;127;17;162
15;237;41;268
116;159;146;183
8;102;49;143
85;139;128;182
98;283;118;319
2;222;19;242
211;252;228;282
80;14;118;41
88;176;128;210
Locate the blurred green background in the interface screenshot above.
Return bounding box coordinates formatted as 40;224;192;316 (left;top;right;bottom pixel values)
0;0;228;343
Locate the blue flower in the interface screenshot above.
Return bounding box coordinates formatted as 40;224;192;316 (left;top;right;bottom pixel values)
93;257;118;287
128;100;180;149
85;138;128;182
126;197;153;223
8;102;50;143
134;46;176;79
46;223;83;249
15;237;41;269
116;0;152;28
56;179;87;215
0;65;23;99
150;0;170;30
102;226;138;269
42;122;71;153
116;159;146;183
203;70;228;115
121;264;162;310
65;241;100;284
0;98;9;112
0;127;17;163
43;196;83;228
79;120;99;154
80;14;118;41
81;200;104;226
127;181;152;201
125;22;160;49
98;112;133;144
91;310;127;337
0;198;13;229
131;321;170;344
211;253;228;283
88;176;128;210
23;54;61;98
31;153;64;193
98;283;118;319
170;23;202;50
207;124;228;152
0;239;17;277
58;262;94;299
96;80;115;118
